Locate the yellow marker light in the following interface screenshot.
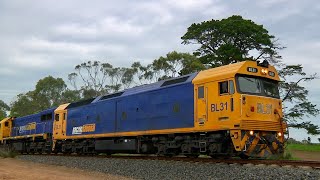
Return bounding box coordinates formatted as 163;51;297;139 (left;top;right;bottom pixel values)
261;69;268;74
249;130;254;136
277;132;282;137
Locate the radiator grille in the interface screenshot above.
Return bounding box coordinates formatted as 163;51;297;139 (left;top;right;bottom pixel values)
240;120;282;131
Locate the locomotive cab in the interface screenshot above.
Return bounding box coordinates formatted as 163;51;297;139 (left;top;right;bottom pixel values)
0;117;13;144
193;60;285;158
231;61;285;158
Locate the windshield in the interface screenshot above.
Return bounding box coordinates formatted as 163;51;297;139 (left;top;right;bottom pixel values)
237;76;280;98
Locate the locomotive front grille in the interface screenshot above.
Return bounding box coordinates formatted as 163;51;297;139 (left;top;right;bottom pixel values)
240;120;282;131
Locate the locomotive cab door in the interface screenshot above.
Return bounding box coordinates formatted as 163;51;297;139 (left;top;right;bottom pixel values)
53;104;69;140
196;84;208;127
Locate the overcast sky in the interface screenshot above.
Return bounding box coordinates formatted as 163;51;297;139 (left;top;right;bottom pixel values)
0;0;319;142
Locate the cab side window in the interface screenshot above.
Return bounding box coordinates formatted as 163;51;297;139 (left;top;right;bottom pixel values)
219;80;235;95
229;80;235;94
198;86;204;99
5;122;9;127
219;81;229;94
55;114;60;121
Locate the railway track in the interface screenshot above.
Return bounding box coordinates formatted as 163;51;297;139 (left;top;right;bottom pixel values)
19;153;320;169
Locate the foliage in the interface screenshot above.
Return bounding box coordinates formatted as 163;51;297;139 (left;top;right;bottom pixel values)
10;76;79;117
148;51;204;81
278;64;319;134
0;100;10;119
181;15;282;67
33;76;68;108
10;92;37;117
68;61;139;98
0;148;17;158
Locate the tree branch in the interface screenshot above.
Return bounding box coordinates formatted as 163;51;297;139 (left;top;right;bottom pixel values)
282;77;309;102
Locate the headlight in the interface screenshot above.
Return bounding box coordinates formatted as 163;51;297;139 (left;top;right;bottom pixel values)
249;130;254;136
277;132;282;137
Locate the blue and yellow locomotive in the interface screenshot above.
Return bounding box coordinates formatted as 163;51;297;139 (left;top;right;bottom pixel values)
0;60;286;158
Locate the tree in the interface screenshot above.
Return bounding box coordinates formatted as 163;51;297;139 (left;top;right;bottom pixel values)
149;51;205;81
10;92;37;117
10;76;79;117
33;76;68;108
182;15;319;134
278;64;319;134
0;100;9;119
71;61;113;95
68;61;139;97
181;15;282;67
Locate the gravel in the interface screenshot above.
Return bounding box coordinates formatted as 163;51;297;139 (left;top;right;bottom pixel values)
17;155;320;180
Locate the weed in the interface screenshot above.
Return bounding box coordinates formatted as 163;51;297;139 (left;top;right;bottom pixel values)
0;149;17;158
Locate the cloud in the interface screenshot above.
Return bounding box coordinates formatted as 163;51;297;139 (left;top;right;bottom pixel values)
163;0;213;10
55;16;147;38
257;0;294;8
281;41;320;70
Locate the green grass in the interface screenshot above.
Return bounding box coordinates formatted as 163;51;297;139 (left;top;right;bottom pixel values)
0;149;17;158
286;143;320;152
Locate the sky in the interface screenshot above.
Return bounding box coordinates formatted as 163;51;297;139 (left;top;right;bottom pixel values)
0;0;319;142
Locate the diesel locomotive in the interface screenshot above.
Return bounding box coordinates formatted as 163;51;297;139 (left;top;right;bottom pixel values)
0;60;286;158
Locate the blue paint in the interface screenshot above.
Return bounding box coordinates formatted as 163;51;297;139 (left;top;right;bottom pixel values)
11;108;55;137
66;73;197;136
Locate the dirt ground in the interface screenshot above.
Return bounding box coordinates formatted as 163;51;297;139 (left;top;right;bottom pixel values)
0;158;132;180
290;150;320;161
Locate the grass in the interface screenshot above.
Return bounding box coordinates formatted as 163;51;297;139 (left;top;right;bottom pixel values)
286;143;320;152
274;143;320;160
0;148;17;158
268;151;299;160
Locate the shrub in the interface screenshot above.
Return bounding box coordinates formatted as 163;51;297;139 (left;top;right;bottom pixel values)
0;148;17;158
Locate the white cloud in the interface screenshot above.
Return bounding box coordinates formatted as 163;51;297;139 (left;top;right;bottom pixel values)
257;0;293;8
11;55;53;69
0;68;15;75
281;41;320;67
100;17;146;35
133;2;174;25
163;0;213;10
55;17;147;38
20;37;126;56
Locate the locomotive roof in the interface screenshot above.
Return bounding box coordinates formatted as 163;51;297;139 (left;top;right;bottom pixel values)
66;72;198;109
14;107;56;120
193;60;280;84
122;72;197;96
